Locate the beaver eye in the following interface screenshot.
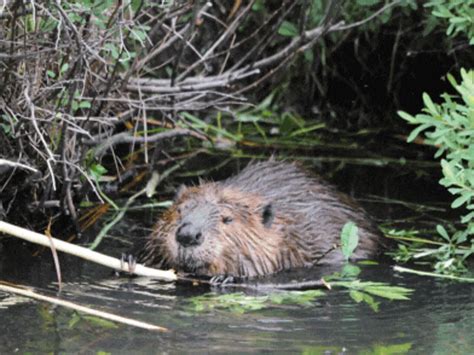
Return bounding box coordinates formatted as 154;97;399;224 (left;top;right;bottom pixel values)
222;216;233;224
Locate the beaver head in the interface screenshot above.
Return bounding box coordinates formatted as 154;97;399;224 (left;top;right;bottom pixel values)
143;182;309;278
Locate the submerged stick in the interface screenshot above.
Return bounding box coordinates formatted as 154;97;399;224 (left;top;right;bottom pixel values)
0;282;169;332
217;279;327;291
179;275;327;290
394;265;474;283
0;221;177;282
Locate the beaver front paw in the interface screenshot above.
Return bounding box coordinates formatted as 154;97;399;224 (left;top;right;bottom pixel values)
120;253;137;274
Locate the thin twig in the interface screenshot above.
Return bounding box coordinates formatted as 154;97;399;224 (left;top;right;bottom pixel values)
23;86;57;190
0;158;39;173
393;265;474;282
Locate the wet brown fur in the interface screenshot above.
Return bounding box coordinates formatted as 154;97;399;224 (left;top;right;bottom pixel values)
143;160;385;278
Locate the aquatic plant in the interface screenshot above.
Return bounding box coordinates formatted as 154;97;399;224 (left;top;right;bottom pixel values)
187;279;412;314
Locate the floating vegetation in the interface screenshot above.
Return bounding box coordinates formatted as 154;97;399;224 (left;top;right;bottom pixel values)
187;278;413;314
188;290;326;314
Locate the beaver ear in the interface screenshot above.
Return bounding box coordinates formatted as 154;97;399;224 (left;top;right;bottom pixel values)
261;203;274;228
174;184;187;201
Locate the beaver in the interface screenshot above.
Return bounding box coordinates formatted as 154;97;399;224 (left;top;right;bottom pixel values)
142;160;385;278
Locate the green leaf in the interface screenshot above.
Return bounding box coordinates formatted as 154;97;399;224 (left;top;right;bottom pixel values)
89;163;107;181
406;123;431;142
278;21;298;37
357;260;379;265
252;0;264;12
441;159;456;181
349;290;380;311
252;91;275;112
269;290;325;305
79;101;91;109
333;280;413;301
303;49;314;63
461;211;474;224
356;0;380;5
436;225;450;241
341;264;361;278
349;290;365;303
340;221;359;260
235;113;264;123
131;0;144;12
397;110;416;124
189;291;324;314
451;193;472;209
422;92;438;115
60;63;69;74
363;285;413;300
82;315;118;329
369;343;412;354
68;313;82;329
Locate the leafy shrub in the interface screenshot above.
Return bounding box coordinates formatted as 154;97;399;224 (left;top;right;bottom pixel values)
425;0;474;44
398;68;474;273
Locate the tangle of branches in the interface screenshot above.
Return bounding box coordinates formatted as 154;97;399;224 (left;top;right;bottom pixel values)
0;0;401;226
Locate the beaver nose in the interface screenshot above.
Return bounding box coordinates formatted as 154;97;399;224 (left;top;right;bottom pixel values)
176;222;203;247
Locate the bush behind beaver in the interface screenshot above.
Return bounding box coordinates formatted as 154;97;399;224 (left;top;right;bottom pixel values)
142;160;386;278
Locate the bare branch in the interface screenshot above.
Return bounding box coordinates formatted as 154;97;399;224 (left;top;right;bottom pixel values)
0;158;39;173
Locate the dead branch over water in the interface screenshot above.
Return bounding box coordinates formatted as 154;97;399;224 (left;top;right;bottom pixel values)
0;220;177;280
0;0;401;227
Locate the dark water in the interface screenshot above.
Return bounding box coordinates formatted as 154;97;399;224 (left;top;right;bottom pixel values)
1;259;473;354
1;162;473;354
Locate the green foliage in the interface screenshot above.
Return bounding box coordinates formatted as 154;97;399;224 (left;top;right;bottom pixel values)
326;263;413;311
398;68;474;274
0;114;15;137
363;343;413;355
178;92;328;151
349;289;380;312
277;0;418;44
188;276;412;314
68;313;118;329
332;280;413;312
330;223;413;311
341;221;359;260
88;163;107;182
188;290;325;314
278;21;299;37
425;0;474;44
